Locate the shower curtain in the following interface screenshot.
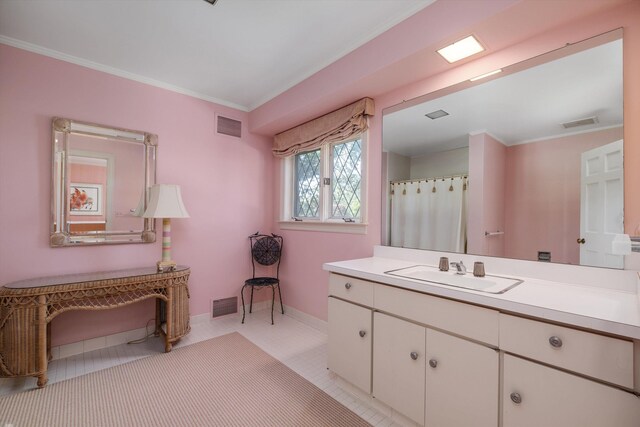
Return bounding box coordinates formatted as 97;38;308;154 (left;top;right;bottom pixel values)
390;177;467;252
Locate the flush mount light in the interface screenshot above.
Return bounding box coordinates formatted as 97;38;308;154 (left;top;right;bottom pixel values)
437;35;484;63
470;69;502;82
425;110;449;120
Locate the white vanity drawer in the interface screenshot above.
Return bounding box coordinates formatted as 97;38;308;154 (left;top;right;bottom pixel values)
374;284;499;346
499;314;634;388
329;274;374;307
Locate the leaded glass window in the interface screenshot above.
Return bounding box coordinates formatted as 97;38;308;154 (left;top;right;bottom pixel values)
294;149;321;218
331;139;361;219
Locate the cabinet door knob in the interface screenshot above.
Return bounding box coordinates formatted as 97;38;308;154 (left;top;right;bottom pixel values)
549;336;563;348
410;351;419;360
510;392;522;404
345;283;352;290
429;359;438;368
358;330;366;338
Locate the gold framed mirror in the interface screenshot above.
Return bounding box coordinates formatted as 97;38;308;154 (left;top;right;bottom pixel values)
51;118;157;246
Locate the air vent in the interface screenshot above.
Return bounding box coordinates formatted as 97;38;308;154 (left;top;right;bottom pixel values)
211;297;238;318
216;115;242;138
562;116;598;129
425;109;449;120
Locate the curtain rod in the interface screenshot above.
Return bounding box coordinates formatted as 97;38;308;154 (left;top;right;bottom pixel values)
390;174;468;185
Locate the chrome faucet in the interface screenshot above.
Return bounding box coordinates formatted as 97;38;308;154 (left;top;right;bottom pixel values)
450;260;467;275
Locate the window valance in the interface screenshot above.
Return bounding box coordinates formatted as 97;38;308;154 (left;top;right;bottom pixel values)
272;97;375;158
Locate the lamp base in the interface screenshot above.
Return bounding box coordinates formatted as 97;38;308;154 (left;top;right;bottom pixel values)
157;260;177;273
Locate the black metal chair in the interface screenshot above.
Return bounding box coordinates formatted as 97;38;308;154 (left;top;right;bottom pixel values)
241;232;284;325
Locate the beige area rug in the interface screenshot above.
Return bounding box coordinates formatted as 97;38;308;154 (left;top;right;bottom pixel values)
0;332;371;427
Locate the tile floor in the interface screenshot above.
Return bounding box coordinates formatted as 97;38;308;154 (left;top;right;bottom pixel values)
0;309;412;427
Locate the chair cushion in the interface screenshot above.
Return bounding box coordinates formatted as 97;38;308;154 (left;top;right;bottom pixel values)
245;277;279;287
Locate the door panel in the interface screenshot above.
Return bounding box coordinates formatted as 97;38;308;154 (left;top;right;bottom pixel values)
327;297;372;393
425;329;499;427
580;139;624;268
373;312;426;425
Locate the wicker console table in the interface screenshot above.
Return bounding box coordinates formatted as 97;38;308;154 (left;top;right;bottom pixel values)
0;266;190;387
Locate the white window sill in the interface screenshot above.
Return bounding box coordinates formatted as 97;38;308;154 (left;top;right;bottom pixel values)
278;220;368;234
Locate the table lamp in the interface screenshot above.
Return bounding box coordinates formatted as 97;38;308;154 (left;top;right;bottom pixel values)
143;184;190;272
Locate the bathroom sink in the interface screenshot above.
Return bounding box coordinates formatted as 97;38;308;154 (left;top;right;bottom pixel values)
385;265;522;294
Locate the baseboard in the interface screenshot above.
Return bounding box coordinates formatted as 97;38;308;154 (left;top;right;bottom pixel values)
52;302;327;359
51;325;151;360
282;304;327;333
243;299;327;333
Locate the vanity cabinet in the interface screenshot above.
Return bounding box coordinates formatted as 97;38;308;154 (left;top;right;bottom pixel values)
327;296;372;393
503;354;640;427
327;272;640;426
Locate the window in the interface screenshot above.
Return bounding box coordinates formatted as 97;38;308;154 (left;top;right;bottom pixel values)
281;135;367;233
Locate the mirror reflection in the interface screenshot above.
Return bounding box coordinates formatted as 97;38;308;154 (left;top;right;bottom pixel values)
382;31;623;269
51;118;157;246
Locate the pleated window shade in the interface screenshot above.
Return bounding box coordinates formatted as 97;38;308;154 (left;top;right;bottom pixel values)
272;97;374;158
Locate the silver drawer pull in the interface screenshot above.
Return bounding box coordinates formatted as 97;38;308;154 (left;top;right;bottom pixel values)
359;330;366;338
410;351;419;360
429;359;438;368
344;283;352;290
510;392;522;404
549;336;563;348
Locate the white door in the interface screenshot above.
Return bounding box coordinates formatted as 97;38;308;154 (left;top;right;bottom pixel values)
372;312;426;425
580;139;624;268
327;297;372;393
425;329;499;427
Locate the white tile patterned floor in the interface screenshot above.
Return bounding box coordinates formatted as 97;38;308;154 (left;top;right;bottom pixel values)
0;309;413;426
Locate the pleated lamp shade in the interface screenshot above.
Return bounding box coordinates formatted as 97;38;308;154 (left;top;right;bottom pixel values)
143;184;190;219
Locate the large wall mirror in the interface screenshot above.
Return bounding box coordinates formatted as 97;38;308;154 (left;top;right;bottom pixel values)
51;118;157;246
382;29;624;269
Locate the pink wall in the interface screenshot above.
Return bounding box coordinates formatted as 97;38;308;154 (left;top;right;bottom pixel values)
467;134;485;256
261;0;640;322
482;134;507;258
504;127;623;264
467;133;506;257
2;0;640;341
0;44;274;346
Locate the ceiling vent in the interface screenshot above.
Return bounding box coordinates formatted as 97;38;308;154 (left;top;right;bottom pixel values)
425;110;449;120
216;115;242;138
561;116;598;129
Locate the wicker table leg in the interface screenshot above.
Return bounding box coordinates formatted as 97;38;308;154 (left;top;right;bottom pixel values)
154;298;162;337
37;295;48;387
165;288;173;352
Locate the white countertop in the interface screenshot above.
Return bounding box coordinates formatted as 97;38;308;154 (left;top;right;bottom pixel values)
324;256;640;340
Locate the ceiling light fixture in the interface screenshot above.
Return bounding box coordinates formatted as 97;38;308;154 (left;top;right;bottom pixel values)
437;35;484;63
425;110;449;120
203;0;218;5
470;69;502;82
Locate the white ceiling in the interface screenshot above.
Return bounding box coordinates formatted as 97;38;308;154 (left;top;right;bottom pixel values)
0;0;432;111
383;39;623;157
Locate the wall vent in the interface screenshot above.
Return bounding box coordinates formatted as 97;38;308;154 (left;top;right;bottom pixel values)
216;115;242;138
211;297;238;318
561;116;598;129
